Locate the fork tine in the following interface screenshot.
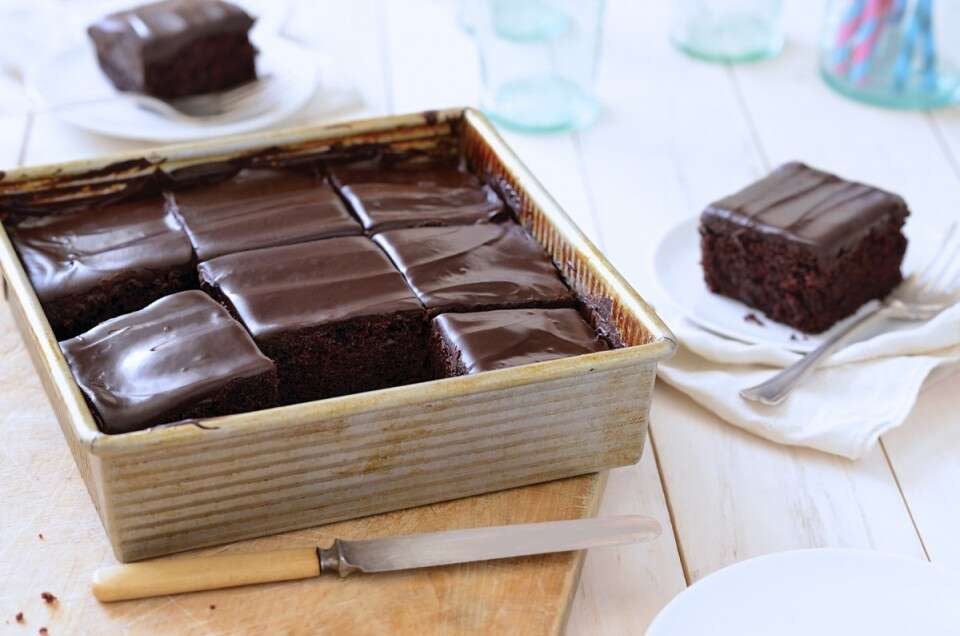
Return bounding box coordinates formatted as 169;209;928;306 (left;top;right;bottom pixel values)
915;222;960;296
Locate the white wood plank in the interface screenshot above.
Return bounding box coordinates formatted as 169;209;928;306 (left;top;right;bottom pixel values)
882;378;960;568
0;114;28;170
656;387;927;580
577;0;927;587
566;451;687;636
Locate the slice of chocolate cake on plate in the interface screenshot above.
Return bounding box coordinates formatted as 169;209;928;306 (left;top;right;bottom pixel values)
700;162;909;333
87;0;257;98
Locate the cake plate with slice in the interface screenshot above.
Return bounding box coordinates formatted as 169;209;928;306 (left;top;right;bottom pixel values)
651;216;933;353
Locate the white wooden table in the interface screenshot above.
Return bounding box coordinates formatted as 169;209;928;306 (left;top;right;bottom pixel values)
1;1;958;633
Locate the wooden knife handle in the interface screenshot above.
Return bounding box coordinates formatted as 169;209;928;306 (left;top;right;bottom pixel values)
92;547;321;602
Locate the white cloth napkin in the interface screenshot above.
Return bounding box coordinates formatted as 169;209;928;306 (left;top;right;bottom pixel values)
657;302;960;459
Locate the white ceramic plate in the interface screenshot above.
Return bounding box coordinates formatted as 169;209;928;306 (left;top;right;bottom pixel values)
652;216;930;352
647;549;960;636
27;34;320;142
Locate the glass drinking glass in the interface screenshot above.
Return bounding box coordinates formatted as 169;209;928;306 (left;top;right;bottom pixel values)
671;0;784;63
820;0;960;110
472;0;604;133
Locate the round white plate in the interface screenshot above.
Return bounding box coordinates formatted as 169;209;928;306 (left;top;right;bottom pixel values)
652;216;931;352
647;549;960;636
27;34;319;142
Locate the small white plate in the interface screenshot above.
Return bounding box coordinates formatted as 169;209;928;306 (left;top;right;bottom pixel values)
652;216;930;352
27;34;320;142
647;549;960;636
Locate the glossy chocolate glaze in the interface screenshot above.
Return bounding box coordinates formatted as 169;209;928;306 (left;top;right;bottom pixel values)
88;0;254;64
9;199;193;302
198;236;423;338
373;224;574;312
167;169;362;260
702;162;909;256
330;163;506;232
434;308;608;374
60;291;275;434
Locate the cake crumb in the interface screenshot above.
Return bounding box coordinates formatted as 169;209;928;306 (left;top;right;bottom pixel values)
38;533;44;540
40;592;57;605
15;612;24;623
39;628;48;635
209;604;216;610
743;313;764;327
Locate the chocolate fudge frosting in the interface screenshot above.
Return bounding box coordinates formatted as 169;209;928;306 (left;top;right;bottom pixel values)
60;291;275;434
435;308;608;374
9;199;193;302
702;162;909;256
373;224;574;311
199;236;423;338
330;163;506;232
88;0;254;64
167;169;362;260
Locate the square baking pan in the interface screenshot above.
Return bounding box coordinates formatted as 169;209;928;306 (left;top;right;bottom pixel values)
0;108;676;562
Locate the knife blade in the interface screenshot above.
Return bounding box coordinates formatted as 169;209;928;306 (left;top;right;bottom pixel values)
322;515;662;575
92;515;661;602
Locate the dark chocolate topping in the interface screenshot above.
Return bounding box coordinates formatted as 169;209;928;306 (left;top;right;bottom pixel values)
88;0;255;64
435;308;608;374
373;224;574;311
60;290;274;434
167;169;361;260
198;236;423;338
703;162;909;255
9;199;193;303
330;163;506;232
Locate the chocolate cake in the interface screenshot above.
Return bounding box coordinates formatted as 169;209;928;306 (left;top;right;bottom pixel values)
9;199;195;339
373;224;575;314
329;161;507;232
198;236;428;403
700;162;909;333
431;308;609;376
87;0;257;98
60;291;278;434
166;168;362;260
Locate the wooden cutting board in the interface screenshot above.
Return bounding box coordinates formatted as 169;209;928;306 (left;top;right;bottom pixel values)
0;303;604;635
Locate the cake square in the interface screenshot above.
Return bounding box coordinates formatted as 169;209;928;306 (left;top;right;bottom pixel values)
700;162;909;333
87;0;257;98
60;290;278;435
430;308;609;376
10;199;196;339
373;224;575;314
329;161;507;232
166;168;362;260
198;236;428;403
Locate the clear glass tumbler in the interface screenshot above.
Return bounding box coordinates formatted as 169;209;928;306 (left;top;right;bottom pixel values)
472;0;604;133
820;0;960;110
671;0;784;63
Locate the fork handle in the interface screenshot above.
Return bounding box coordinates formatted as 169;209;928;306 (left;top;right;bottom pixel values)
739;305;890;406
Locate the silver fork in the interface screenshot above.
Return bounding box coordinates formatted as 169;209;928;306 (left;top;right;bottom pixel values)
53;74;278;123
740;223;960;406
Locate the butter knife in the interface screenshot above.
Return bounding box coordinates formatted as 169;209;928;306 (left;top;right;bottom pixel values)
92;515;661;602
